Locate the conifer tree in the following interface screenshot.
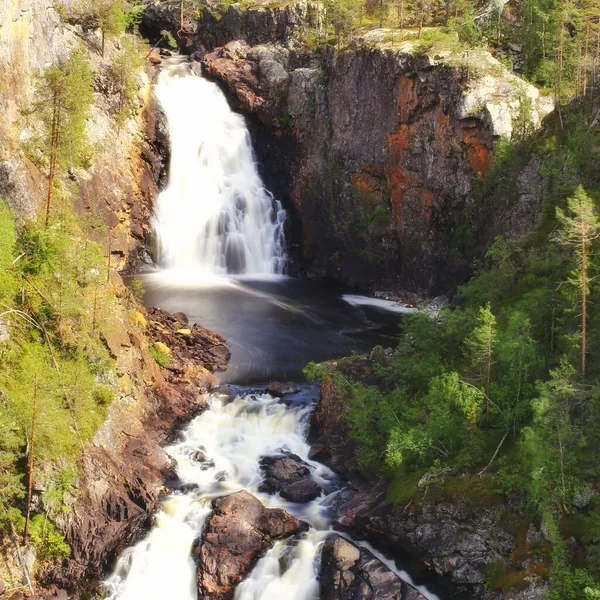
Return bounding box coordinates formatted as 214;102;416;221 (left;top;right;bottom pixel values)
7;345;76;542
465;303;498;426
96;0;128;56
556;186;600;378
37;50;93;227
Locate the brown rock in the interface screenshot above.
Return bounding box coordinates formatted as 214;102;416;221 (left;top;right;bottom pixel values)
197;491;304;599
148;49;162;65
267;381;300;396
280;478;321;503
146;306;231;375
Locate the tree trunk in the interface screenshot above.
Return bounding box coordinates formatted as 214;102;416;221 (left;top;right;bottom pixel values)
581;227;587;377
584;20;590;96
486;338;492;426
45;95;61;228
23;383;38;543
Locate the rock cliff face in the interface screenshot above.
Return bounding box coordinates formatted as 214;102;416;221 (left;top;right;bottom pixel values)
50;307;230;591
198;35;552;292
0;0;164;272
139;0;552;292
0;6;217;591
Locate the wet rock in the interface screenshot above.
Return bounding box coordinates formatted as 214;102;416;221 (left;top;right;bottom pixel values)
280;478;321;503
147;49;162;65
197;490;305;599
180;483;200;494
259;453;322;502
259;453;310;489
267;381;300;396
320;533;426;600
146;307;231;376
202;37;552;294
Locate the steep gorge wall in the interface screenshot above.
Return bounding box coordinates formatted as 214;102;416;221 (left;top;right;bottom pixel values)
0;4;203;594
141;0;552;293
0;0;164;272
200;39;552;292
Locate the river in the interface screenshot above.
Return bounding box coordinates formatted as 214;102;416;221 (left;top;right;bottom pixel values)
104;57;439;600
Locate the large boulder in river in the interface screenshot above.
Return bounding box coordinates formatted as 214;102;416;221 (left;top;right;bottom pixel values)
320;533;427;600
259;452;322;502
197;490;306;599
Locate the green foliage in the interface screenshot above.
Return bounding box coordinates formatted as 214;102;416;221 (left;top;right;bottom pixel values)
110;37;144;125
0;200;18;304
0;204;119;545
161;30;178;50
36;48;94;174
150;345;170;367
28;514;71;561
129;277;145;303
303;361;328;382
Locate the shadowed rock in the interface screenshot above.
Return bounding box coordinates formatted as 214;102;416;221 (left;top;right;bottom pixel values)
259;452;322;502
320;533;427;600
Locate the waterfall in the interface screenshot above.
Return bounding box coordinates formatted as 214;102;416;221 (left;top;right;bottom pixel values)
152;59;287;275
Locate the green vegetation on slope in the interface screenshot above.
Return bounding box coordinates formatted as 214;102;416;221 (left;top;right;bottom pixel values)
0;199;121;560
0;22;144;569
306;97;600;597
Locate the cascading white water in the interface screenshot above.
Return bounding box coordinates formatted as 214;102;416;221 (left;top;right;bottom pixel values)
104;392;437;600
152;59;287;275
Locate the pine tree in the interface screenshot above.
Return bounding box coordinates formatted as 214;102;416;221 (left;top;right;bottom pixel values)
37;50;93;227
96;0;128;57
6;344;74;541
556;186;600;378
465;303;498;426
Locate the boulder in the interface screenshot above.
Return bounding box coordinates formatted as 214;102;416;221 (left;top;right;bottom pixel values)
259;453;310;490
197;491;305;599
280;478;321;503
267;381;300;396
146;307;231;375
320;533;426;600
259;452;322;502
147;49;162;65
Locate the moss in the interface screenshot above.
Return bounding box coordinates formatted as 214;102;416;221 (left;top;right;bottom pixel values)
150;344;170;366
429;474;504;507
386;471;424;505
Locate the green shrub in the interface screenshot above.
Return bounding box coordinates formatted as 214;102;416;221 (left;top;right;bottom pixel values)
29;514;71;561
150;345;170;367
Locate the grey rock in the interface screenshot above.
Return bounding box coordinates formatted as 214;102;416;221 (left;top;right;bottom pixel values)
0;320;9;343
320;533;427;600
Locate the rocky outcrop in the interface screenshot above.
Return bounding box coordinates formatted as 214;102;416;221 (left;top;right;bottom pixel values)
320;533;426;600
0;0;165;272
146;307;231;380
259;452;322;502
49;307;229;591
197;36;552;293
197;490;305;599
141;1;321;54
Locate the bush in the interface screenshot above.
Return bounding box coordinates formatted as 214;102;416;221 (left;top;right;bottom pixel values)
150;345;170;367
29;514;71;561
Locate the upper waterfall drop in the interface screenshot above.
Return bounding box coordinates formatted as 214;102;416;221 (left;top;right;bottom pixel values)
152;58;287;275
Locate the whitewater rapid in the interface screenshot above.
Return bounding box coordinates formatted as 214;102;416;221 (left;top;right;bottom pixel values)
104;393;331;600
152;58;287;275
104;391;435;600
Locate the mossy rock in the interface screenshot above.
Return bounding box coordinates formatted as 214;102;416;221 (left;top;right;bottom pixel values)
153;341;171;355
